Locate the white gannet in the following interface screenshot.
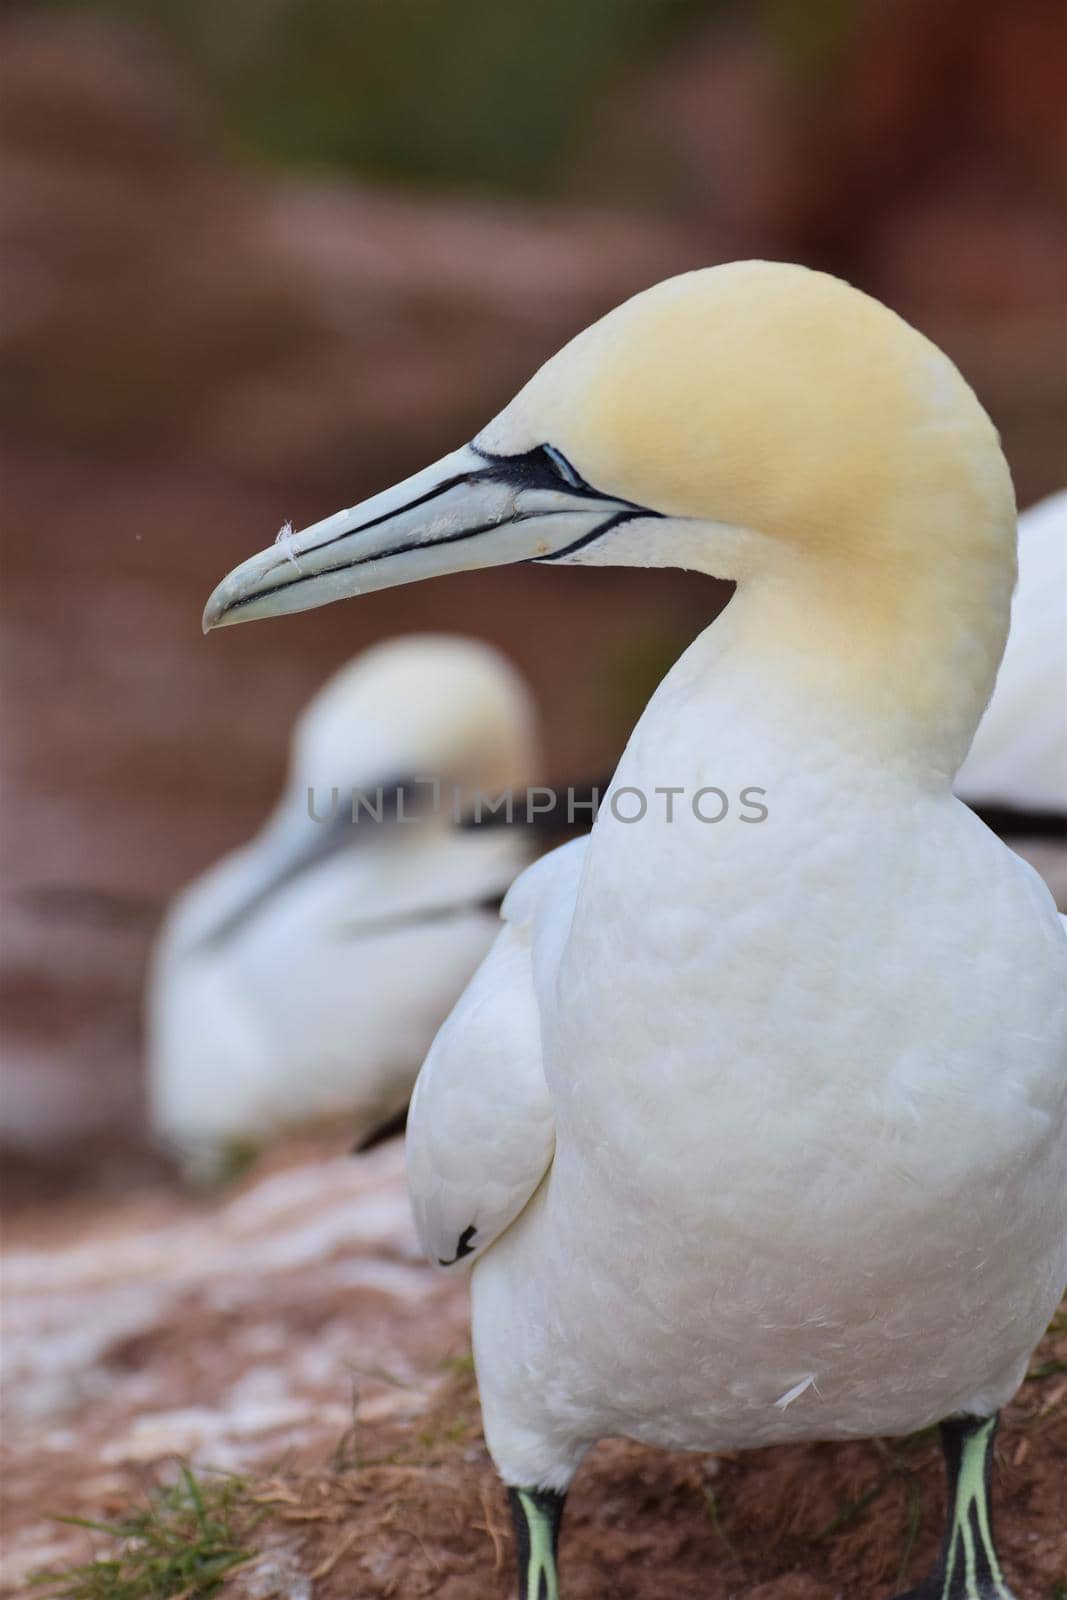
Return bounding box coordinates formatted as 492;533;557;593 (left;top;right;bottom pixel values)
204;263;1067;1600
955;488;1067;821
148;635;537;1180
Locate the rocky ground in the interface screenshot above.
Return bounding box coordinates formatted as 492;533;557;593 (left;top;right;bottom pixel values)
2;1138;1065;1600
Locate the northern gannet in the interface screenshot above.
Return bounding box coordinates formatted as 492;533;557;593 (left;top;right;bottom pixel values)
955;489;1067;824
204;263;1067;1600
148;635;537;1180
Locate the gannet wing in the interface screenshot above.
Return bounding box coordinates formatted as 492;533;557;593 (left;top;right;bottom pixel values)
406;916;552;1270
406;838;588;1271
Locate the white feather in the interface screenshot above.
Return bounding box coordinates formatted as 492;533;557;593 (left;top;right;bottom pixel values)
956;489;1067;813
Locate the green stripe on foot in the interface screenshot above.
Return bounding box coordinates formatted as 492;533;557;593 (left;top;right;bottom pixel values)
893;1414;1017;1600
507;1485;565;1600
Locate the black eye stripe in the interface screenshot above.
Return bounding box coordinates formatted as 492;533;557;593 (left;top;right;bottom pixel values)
471;441;599;497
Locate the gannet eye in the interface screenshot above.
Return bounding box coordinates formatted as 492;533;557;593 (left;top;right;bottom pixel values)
540;444;586;490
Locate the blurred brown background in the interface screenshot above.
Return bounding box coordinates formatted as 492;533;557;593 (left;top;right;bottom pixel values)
2;0;1066;1183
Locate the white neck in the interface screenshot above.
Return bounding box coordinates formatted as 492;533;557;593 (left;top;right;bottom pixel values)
661;544;1012;788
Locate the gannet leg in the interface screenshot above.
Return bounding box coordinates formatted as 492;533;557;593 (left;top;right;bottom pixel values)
893;1414;1016;1600
507;1486;566;1600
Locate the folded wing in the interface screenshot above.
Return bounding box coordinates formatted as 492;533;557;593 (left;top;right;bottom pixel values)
406;838;589;1270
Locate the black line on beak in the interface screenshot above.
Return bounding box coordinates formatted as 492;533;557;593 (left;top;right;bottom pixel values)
534;506;655;562
192;776;429;949
222;514;522;617
276;443;607;570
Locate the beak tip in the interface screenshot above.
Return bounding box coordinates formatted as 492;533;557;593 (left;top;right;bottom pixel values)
202;538;302;633
202;580;242;633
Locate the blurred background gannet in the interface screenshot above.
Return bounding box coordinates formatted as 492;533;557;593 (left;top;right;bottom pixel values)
148;635;537;1180
956;488;1067;824
204;263;1067;1600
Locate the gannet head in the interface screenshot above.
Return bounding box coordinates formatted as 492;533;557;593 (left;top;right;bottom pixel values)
180;635;537;951
291;634;537;806
204;262;1016;766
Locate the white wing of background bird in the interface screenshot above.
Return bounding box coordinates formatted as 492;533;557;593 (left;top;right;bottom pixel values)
956;489;1067;815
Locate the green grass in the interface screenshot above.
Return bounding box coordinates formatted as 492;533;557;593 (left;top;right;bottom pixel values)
1027;1358;1067;1380
32;1466;262;1600
700;1483;736;1555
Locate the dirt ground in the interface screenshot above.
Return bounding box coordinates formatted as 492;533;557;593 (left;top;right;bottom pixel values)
2;1138;1065;1600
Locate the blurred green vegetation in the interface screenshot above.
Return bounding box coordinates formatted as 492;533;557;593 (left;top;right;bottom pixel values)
33;0;856;194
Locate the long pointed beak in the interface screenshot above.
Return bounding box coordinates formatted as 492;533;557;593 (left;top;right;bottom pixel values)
203;442;652;630
193;776;425;950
